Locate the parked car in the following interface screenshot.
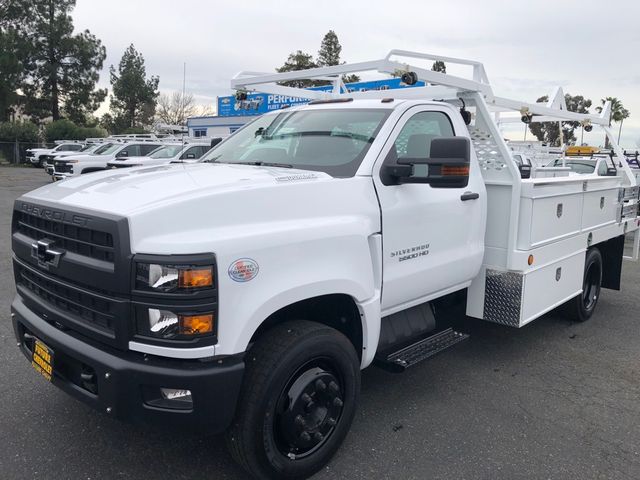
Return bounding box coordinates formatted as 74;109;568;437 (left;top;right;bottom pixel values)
42;144;101;175
26;142;84;168
52;142;163;180
107;141;213;169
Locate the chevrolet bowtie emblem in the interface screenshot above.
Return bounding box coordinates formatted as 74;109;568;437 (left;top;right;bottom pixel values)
31;239;65;269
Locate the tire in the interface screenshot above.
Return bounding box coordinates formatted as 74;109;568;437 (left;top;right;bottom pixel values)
565;248;603;322
226;320;361;480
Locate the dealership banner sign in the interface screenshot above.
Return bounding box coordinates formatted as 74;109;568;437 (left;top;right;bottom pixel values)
216;78;426;117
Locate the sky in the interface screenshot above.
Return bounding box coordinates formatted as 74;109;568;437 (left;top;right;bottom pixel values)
72;0;640;147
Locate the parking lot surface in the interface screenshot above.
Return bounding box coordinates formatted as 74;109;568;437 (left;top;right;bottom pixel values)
1;166;640;479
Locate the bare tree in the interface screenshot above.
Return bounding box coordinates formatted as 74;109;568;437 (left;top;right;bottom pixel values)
156;91;197;125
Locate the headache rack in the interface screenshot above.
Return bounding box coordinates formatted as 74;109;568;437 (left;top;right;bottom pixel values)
231;49;638;188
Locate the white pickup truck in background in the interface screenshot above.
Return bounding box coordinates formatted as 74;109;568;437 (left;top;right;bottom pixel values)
51;141;163;180
106;139;220;169
10;51;640;480
26;142;84;168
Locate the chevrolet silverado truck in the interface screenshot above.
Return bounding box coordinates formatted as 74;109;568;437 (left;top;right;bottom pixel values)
10;51;640;479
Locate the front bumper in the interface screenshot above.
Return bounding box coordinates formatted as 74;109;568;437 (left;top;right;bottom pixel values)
11;295;244;433
52;173;72;181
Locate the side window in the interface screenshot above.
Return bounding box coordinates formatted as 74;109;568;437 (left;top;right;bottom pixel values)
597;159;610;176
118;145;140;157
68;144;82;151
140;144;161;156
181;146;206;159
392;111;455;176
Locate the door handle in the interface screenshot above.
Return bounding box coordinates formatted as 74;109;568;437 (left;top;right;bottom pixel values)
460;192;480;201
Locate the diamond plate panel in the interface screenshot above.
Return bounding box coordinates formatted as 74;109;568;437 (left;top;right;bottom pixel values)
483;269;523;327
467;126;508;171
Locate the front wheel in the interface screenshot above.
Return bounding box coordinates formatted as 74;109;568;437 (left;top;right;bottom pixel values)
226;320;361;479
565;247;603;322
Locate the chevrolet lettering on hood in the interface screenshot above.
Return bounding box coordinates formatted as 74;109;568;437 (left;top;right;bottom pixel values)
21;202;91;227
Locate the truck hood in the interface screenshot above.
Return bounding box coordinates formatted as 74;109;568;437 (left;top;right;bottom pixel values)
22;162;334;216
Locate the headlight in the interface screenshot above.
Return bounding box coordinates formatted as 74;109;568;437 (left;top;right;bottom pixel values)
140;308;214;339
135;263;214;292
66;159;79;164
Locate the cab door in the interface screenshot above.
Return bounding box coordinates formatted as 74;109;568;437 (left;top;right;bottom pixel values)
373;106;486;312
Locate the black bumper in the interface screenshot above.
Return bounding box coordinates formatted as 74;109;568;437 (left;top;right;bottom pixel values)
11;295;244;433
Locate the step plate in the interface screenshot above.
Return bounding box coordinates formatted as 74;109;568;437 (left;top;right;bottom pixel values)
383;328;469;371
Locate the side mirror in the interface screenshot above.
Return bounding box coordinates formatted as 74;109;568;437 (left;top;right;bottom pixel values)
117;150;128;158
606;167;617;176
186;153;196;159
383;137;471;188
519;164;532;179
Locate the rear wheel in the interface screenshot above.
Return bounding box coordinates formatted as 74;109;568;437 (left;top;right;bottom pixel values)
565;248;603;322
226;320;360;479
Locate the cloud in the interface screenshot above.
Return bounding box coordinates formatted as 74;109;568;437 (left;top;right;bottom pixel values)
71;0;640;143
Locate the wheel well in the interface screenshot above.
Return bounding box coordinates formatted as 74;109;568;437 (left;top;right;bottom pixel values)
249;294;363;360
594;235;624;290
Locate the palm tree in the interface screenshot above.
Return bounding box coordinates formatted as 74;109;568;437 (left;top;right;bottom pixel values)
596;97;631;148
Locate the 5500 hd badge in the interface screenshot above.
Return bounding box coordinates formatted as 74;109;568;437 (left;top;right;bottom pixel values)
391;243;430;262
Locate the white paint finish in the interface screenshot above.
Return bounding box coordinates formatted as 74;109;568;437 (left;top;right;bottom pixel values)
521;251;585;325
580;189;619;231
371;104;486;311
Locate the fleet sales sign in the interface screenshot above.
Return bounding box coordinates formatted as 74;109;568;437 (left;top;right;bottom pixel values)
216;78;426;117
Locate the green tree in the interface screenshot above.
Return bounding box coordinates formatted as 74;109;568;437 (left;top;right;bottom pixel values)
276;50;318;88
0;0;32;121
109;44;159;130
0;30;26;121
13;0;107;123
44;118;106;141
431;61;446;73
596;97;630;147
317;30;360;84
0;120;39;142
529;94;592;146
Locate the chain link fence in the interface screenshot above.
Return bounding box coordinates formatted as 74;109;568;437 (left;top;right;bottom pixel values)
0;141;53;165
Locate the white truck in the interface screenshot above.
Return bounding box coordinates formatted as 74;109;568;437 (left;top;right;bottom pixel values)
10;51;640;480
105;140;217;169
51;141;164;180
26;142;84;168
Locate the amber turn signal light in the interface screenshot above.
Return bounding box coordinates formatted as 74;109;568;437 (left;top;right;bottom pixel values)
441;165;470;176
528;255;534;266
178;267;213;288
179;314;214;335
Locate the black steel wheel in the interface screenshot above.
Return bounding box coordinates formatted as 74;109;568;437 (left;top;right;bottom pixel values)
565;247;603;322
226;320;360;480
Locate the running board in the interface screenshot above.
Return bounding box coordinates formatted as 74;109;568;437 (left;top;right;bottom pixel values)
375;328;469;373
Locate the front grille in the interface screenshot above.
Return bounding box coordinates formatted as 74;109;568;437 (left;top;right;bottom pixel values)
17;263;115;333
54;161;73;173
16;210;114;262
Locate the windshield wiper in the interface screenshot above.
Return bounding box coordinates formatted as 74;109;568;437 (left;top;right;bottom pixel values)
233;161;294;168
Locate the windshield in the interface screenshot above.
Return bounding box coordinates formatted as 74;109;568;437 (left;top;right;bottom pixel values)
79;144;95;152
552;158;596;174
149;145;184;159
94;143;119;155
201;108;390;177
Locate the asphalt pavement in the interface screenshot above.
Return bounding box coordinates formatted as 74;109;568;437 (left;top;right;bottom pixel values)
1;166;639;480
